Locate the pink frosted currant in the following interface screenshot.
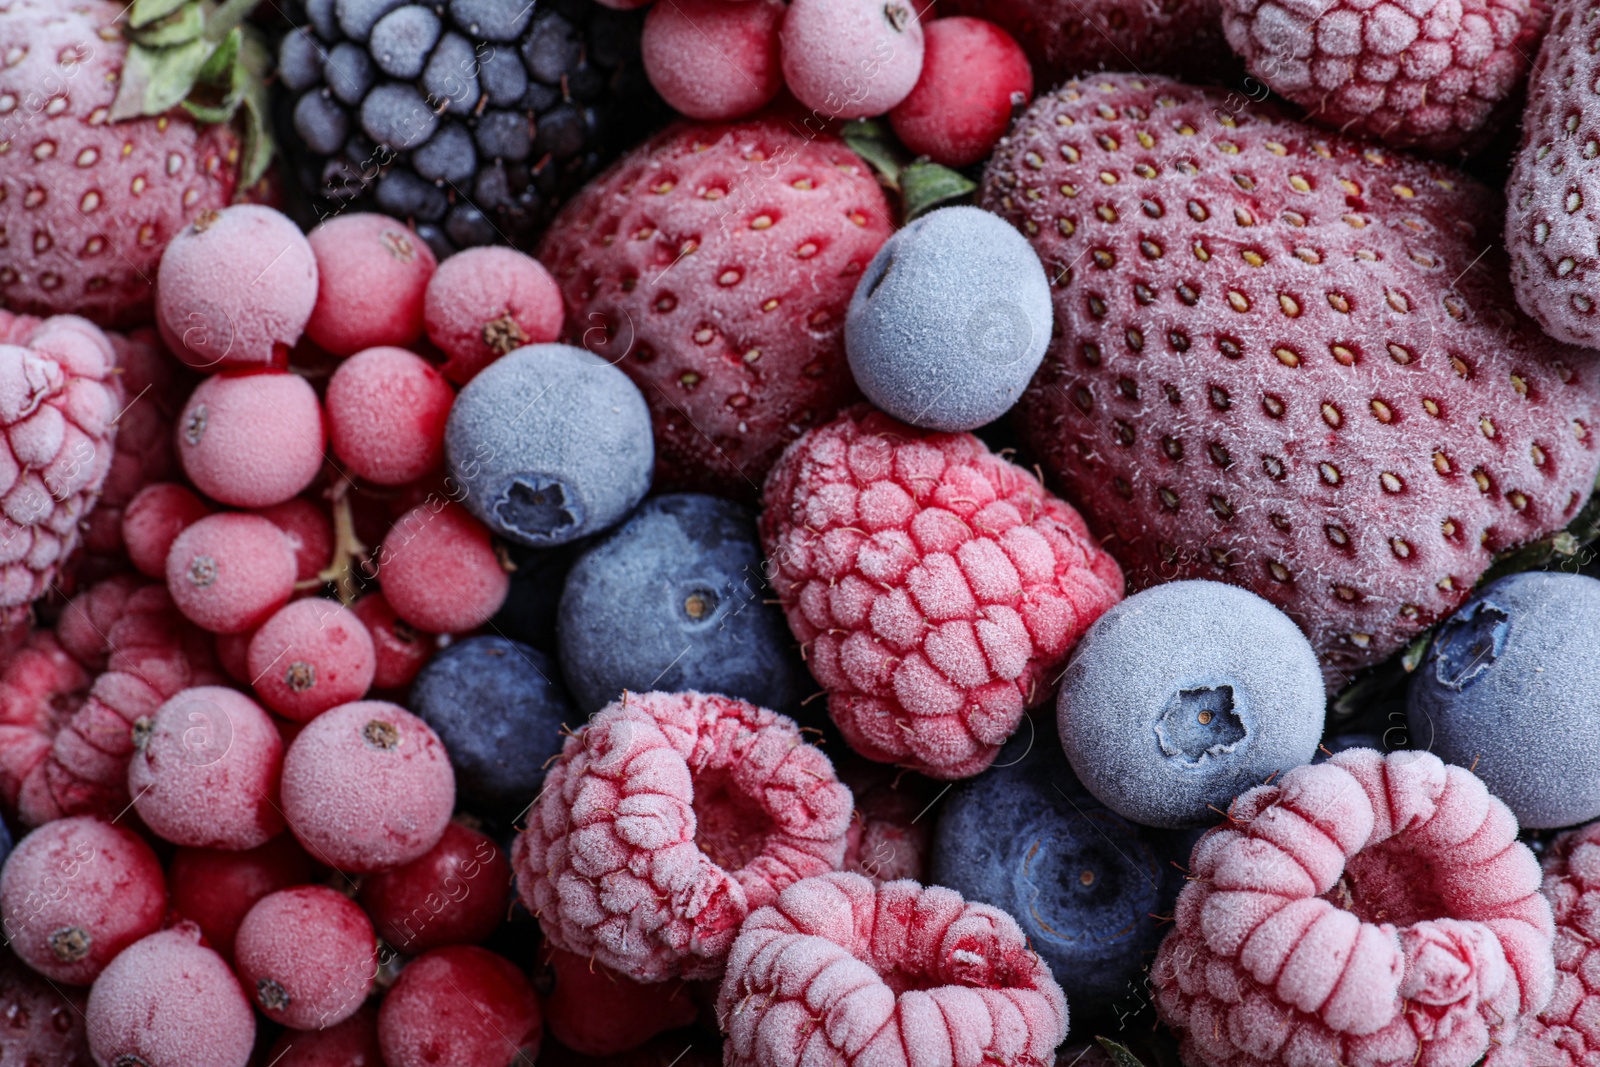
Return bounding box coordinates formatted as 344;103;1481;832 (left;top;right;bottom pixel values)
247;598;377;722
176;369;326;508
1153;748;1555;1067
168;834;314;961
266;1004;385;1066
515;690;854;982
257;496;335;584
423;247;563;385
351;591;434;689
234;885;379;1031
305;214;438;358
120;482;211;579
358;822;511;955
325;346;454;486
378;501;509;634
166;512;298;633
717;872;1069;1067
377;945;542;1067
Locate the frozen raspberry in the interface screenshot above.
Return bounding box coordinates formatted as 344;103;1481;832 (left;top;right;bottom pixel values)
351;592;433;689
377;945;542;1067
155;205;318;371
247;599;377;722
177;369;326;508
780;0;925;118
641;0;785;120
1153;748;1555;1067
258;495;335;584
85;924;255;1067
423;247;563;385
166;513;297;634
888;17;1033;167
359;822;510;954
120;482;211;579
542;946;699;1056
266;1004;384;1066
837;757;936;884
0;630;92;823
168;834;314;961
326;347;454;486
0;816;165;985
305;214;438;358
0;315;121;630
517;690;854;982
53;574;143;669
537;119;892;498
129;686;286;849
0;946;92;1066
280;699;455;872
234;885;378;1031
759;406;1125;779
717;872;1069;1067
378;502;510;634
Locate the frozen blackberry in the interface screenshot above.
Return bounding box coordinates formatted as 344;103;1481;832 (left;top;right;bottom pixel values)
278;0;667;254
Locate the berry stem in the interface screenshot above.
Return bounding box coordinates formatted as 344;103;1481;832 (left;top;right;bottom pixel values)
318;478;369;605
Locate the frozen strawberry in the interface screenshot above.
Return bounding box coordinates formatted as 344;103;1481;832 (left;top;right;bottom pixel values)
538;119;893;498
1154;748;1554;1067
517;690;854;982
760;406;1124;779
717;872;1069;1067
120;482;211;579
542;946;698;1056
0;946;92;1065
423;247;563;385
167;834;314;961
305;214;437;358
984;74;1600;685
1506;0;1600;347
1221;0;1545;155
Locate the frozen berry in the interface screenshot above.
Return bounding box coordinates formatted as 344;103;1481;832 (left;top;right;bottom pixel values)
177;370;326;508
517;691;853;981
129;686;286;849
235;885;378;1030
326;347;454;486
166;513;297;633
0;946;91;1065
247;599;377;722
306;215;438;357
214;629;252;684
85;924;255;1067
359;822;511;954
156;205;319;371
423;247;562;385
836;756;936;885
377;945;542;1067
0;817;165;985
351;591;433;688
780;0;924;118
409;636;572;814
266;1004;384;1066
280;700;455;872
258;496;336;583
120;482;211;579
558;493;804;715
378;501;510;633
542;946;697;1056
168;834;314;960
888;17;1032;167
641;0;784;120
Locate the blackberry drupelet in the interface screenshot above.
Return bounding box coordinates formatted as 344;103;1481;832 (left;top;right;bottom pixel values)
277;0;666;255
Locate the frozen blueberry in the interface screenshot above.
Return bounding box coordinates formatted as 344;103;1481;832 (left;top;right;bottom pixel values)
1057;580;1326;828
278;29;327;92
558;494;806;715
0;813;11;872
477;44;528;107
336;0;408;41
422;32;480;115
932;733;1189;1016
361;82;439;150
324;40;375;105
293;91;349;156
521;12;582;84
377;168;449;222
449;0;534;41
369;5;442;80
1408;571;1600;829
410;636;573;815
847;206;1052;432
445;344;653;548
494;542;585;652
476;110;532;161
411;121;476;184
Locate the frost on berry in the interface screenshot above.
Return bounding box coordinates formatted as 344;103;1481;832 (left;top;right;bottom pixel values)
515;691;854;982
1153;749;1554;1067
759;406;1124;779
716;872;1069;1067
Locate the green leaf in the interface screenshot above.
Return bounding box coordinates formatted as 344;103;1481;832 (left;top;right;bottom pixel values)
108;36;214;121
236;73;274;187
841;119;904;187
1401;631;1432;673
129;0;191;28
1095;1038;1149;1067
195;27;240;85
900;159;977;222
128;3;204;46
205;0;263;41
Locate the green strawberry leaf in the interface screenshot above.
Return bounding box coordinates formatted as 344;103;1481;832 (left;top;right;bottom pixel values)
900;159;977;222
1096;1038;1150;1067
128;0;191;28
1401;631;1432;673
128;3;204;47
237;70;274;187
195;26;240;85
109;36;214;121
841;119;904;188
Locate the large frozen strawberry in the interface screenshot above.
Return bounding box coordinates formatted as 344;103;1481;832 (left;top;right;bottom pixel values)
1506;0;1600;347
983;74;1600;686
760;406;1124;779
538;117;893;499
1220;0;1546;154
0;0;273;327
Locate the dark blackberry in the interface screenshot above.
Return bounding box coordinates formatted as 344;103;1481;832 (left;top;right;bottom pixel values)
276;0;667;254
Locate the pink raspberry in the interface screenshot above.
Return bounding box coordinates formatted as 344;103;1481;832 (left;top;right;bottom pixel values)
542;946;699;1056
120;482;211;578
0;816;165;985
1153;748;1556;1067
168;834;314;961
423;247;563;385
351;591;434;689
358;822;511;955
758;406;1125;779
128;685;285;849
889;17;1034;167
265;1004;384;1067
0;630;92;823
176;369;326;508
641;0;786;121
257;495;335;584
325;346;454;486
516;690;854;982
305;214;438;358
247;598;376;722
279;699;455;872
378;501;510;634
0;946;91;1065
234;885;378;1031
166;512;297;634
378;945;542;1067
717;872;1069;1067
85;924;256;1067
837;757;936;884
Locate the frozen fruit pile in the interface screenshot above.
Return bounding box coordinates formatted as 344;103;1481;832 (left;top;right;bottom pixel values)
9;0;1600;1065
